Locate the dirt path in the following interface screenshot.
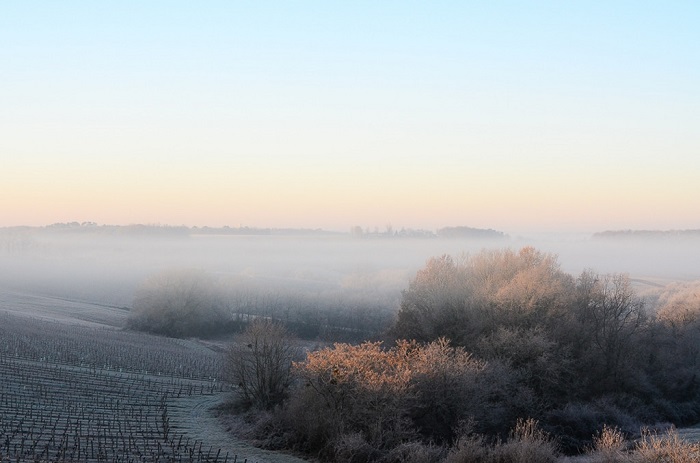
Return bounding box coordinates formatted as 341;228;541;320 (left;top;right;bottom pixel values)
168;393;310;463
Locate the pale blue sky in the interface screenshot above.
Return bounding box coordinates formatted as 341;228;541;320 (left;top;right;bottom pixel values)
2;1;698;232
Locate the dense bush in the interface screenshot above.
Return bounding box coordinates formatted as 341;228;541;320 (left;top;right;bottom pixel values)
276;339;497;458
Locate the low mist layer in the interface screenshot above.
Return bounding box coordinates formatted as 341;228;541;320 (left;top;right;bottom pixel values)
1;226;699;309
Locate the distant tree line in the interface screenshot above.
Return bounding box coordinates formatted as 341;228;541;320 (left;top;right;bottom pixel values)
14;223;335;237
7;222;510;240
349;225;507;240
436;226;507;239
593;229;700;240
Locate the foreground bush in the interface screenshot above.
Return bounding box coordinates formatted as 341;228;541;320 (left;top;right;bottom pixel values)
257;339;515;459
445;418;559;463
584;427;700;463
631;428;700;463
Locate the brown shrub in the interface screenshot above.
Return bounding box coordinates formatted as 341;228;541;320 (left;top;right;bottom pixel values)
445;419;558;463
493;418;559;463
288;338;492;455
631;427;700;463
589;425;628;463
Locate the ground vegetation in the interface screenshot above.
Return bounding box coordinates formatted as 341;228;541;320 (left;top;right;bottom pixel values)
224;247;700;461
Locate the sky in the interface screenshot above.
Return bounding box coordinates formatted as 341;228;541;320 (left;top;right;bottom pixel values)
1;1;699;234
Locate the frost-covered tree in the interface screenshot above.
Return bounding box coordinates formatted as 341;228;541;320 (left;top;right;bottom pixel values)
394;247;575;348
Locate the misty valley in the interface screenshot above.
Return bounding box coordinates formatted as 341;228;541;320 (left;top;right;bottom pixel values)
2;225;700;463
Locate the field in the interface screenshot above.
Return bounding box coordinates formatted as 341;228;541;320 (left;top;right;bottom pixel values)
0;295;306;463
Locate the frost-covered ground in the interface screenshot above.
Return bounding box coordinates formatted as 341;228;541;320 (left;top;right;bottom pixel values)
0;288;128;327
169;394;309;463
0;288;308;462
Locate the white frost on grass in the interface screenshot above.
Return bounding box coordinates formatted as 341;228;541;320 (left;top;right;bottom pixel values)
168;393;310;463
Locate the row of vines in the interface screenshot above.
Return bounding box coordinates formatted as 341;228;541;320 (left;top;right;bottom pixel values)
0;312;254;462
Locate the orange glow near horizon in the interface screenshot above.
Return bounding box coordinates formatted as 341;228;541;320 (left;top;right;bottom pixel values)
2;154;698;234
2;3;698;234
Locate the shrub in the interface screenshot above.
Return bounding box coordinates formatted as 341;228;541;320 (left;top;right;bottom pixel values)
589;425;628;463
287;339;493;456
492;418;559;463
292;340;416;451
632;427;700;463
444;433;492;463
332;433;379;463
445;419;558;463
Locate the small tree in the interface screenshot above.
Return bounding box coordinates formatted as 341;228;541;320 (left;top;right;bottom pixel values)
227;319;299;410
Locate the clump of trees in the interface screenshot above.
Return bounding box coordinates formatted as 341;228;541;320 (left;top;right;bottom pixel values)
128;269;232;337
224;247;700;461
394;247;576;348
128;268;398;340
392;247;700;451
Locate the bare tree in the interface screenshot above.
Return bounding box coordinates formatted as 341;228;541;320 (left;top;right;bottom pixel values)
576;271;647;391
226;319;300;409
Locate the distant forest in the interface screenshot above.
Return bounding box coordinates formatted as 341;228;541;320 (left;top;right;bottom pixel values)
0;222;508;240
5;222;700;241
594;229;700;240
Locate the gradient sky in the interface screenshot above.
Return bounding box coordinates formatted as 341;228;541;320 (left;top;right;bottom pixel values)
2;1;698;233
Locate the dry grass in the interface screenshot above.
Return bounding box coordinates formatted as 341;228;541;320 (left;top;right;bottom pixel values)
631;427;700;463
559;426;700;463
445;419;558;463
588;425;628;463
